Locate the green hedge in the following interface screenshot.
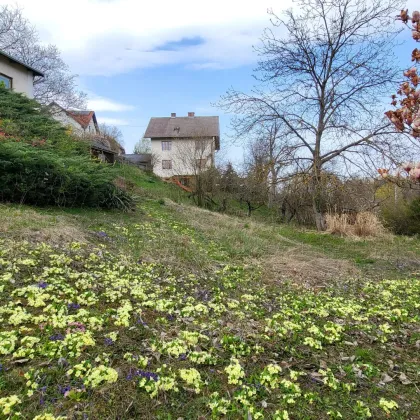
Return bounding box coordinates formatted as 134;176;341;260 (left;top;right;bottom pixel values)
0;143;135;210
0;87;89;155
381;196;420;235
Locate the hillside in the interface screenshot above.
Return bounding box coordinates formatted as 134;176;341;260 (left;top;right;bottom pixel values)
1;171;420;419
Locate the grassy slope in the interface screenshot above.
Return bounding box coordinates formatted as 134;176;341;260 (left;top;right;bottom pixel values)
1;167;420;419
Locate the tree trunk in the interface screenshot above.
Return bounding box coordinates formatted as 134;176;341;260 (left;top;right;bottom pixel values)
311;161;326;231
246;201;252;217
268;163;277;208
196;176;204;207
313;201;326;231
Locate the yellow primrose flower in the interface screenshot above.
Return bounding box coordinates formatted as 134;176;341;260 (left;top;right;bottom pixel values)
0;395;21;416
179;368;203;393
225;358;245;385
379;398;398;414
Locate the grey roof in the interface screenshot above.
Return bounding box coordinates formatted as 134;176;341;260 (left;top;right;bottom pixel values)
91;139;115;154
0;50;44;77
144;116;220;150
122;154;152;164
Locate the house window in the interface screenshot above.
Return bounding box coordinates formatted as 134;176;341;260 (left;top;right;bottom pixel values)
0;73;12;90
195;140;207;152
162;160;172;170
162;141;172;151
196;159;207;170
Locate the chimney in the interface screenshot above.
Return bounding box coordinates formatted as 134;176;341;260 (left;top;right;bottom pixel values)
188;112;195;117
171;113;176;117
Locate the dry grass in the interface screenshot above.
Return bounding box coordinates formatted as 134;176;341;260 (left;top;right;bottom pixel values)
0;205;88;244
262;248;361;288
326;212;386;238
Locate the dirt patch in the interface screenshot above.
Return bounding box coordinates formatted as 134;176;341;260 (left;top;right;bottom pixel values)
262;247;361;288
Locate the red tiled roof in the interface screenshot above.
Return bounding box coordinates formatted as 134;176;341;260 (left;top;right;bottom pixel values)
66;111;95;129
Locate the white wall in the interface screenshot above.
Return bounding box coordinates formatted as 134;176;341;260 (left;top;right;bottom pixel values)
0;55;35;98
51;107;84;134
86;119;97;134
151;137;215;178
50;106;98;136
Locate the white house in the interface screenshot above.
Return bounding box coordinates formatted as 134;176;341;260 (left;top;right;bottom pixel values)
49;102;119;163
144;112;220;181
49;102;100;136
0;50;44;98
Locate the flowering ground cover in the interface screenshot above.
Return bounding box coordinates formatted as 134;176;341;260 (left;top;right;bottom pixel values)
0;200;420;419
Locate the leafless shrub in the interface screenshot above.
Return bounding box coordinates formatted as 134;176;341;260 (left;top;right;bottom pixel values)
326;212;386;237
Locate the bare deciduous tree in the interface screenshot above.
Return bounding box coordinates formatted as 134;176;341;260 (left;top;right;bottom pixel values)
218;0;408;230
173;135;216;207
98;123;125;154
0;5;86;109
245;120;302;207
134;137;152;154
238;164;270;217
0;5;35;53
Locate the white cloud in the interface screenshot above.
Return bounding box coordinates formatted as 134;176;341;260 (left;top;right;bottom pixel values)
97;117;130;126
12;0;408;77
87;96;134;112
11;0;288;75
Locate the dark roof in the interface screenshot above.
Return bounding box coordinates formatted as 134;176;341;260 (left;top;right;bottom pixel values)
145;115;220;150
91;135;116;154
0;50;44;77
122;154;152;164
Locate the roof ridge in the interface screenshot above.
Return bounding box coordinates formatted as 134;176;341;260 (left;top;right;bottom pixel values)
0;50;44;77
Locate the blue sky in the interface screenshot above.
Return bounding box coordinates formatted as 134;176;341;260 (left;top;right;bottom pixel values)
83;62;257;162
3;0;419;162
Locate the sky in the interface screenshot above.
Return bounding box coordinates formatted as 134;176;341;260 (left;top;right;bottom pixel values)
2;0;419;162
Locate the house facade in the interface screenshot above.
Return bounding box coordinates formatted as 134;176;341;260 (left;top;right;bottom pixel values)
49;102;118;163
49;102;100;136
144;112;220;179
0;51;44;98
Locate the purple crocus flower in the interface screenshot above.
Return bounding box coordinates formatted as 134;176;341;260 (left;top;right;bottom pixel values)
126;369;158;382
49;334;65;341
104;338;114;346
96;231;110;239
58;385;72;398
39;386;47;405
38;282;48;289
138;370;159;381
136;317;147;326
67;303;81;311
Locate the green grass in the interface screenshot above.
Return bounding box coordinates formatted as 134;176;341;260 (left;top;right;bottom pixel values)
1;172;420;419
108;163;192;204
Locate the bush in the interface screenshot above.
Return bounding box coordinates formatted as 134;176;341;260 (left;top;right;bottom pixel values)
0;87;89;155
0;143;135;210
381;197;420;235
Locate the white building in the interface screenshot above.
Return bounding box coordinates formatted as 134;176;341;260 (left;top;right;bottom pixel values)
49;102;119;163
49;102;100;136
0;51;44;98
144;112;220;180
